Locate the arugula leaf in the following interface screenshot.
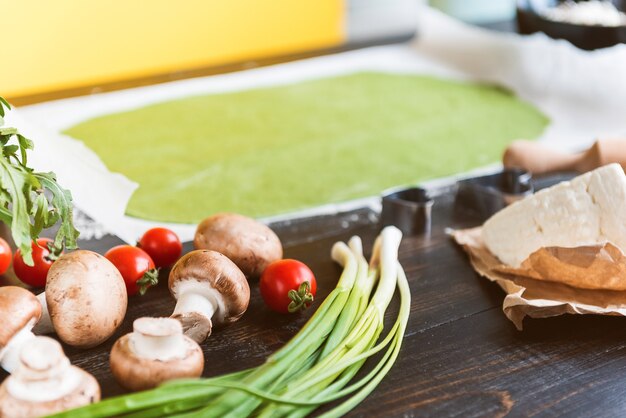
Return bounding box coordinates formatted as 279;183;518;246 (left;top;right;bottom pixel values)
30;193;49;238
0;127;17;136
34;172;79;253
0;97;9;117
17;135;33;166
0;157;35;264
3;144;19;158
0;96;80;264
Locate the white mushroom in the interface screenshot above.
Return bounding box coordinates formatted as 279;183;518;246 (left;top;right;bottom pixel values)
0;287;41;373
110;317;204;391
33;250;128;348
169;250;250;343
0;336;100;418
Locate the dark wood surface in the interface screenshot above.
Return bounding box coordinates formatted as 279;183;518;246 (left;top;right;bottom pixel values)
3;186;626;417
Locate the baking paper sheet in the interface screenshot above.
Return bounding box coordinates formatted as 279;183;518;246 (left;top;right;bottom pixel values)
452;227;626;330
8;5;626;243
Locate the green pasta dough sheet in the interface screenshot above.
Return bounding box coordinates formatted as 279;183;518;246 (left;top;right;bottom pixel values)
64;72;549;223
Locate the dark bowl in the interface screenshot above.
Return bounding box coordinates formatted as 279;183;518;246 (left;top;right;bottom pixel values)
517;0;626;50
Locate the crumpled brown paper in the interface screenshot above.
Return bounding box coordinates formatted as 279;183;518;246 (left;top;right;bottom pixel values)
451;227;626;330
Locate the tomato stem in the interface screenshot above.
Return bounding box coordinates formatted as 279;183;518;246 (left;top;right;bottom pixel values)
137;268;160;296
287;281;314;313
44;240;63;261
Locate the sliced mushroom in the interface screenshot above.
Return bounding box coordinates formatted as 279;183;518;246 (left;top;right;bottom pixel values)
33;250;128;348
0;287;41;373
194;213;283;278
0;336;100;418
169;250;250;343
110;317;204;391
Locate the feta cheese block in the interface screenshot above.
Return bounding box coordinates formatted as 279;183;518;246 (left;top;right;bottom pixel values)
482;163;626;267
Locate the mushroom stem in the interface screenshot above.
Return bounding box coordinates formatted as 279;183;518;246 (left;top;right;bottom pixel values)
0;323;36;373
5;337;82;402
32;292;54;335
110;317;204;391
130;318;187;361
173;291;217;320
171;281;223;342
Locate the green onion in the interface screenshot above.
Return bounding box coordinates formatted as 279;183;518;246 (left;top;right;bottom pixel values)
49;226;410;418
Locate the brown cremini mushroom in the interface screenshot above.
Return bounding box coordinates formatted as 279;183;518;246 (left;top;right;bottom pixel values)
169;250;250;343
194;213;283;278
0;336;100;418
0;287;41;373
33;250;128;348
110;317;204;391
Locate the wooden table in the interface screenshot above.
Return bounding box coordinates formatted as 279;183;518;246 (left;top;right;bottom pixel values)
4;180;625;417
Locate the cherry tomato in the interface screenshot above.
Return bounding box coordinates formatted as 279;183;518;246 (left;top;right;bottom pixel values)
0;238;12;275
105;245;159;296
260;259;317;314
13;238;56;288
138;227;182;268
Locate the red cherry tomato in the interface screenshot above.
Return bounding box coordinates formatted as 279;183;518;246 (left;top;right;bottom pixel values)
260;259;317;314
138;228;182;268
13;238;56;288
0;238;12;275
105;245;159;296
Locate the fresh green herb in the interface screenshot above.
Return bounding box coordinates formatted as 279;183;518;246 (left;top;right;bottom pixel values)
0;97;79;264
50;226;410;418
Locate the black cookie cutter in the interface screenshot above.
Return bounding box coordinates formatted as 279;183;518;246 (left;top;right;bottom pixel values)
455;168;533;222
381;187;434;235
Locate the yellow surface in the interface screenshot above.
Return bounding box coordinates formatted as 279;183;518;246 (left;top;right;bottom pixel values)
0;0;344;98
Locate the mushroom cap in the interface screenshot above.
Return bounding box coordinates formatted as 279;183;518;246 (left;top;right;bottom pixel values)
0;367;100;418
169;250;250;325
46;250;128;348
0;287;41;349
0;336;100;417
110;332;204;392
193;213;283;278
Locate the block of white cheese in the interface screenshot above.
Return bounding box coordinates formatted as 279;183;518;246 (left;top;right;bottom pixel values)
482;163;626;267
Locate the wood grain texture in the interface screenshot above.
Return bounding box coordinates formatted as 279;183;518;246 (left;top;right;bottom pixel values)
2;191;624;417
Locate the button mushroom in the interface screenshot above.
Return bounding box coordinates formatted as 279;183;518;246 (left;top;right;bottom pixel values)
33;250;128;348
0;336;100;418
0;287;41;373
110;317;204;391
194;213;283;278
169;250;250;343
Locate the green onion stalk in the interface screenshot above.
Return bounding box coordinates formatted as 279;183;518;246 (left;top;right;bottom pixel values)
196;240;361;418
49;226;411;418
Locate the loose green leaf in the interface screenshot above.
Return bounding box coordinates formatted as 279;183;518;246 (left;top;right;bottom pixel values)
0;95;81;264
0;205;12;226
30;193;49;238
0;157;34;264
34;172;79;253
17;134;33;166
0;96;10;117
0;127;17;136
3;144;18;157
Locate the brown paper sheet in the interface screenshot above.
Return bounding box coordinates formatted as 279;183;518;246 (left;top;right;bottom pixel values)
451;227;626;330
